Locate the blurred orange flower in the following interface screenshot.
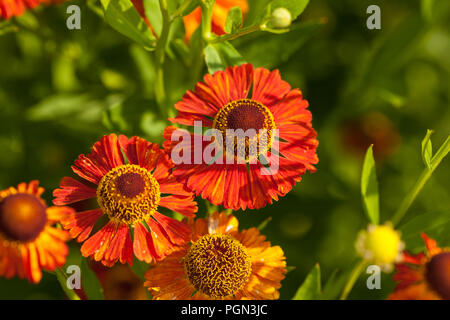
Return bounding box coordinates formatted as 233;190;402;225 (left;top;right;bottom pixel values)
0;181;71;283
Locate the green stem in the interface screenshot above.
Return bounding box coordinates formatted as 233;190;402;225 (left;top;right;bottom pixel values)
154;0;171;116
339;260;367;300
391;135;450;226
210;24;262;43
171;0;195;21
55;268;81;300
200;0;214;42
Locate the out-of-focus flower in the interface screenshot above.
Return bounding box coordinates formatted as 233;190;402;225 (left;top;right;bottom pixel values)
0;181;71;283
144;212;287;300
389;233;450;300
356;223;404;272
339;112;401;162
164;63;318;210
53;134;197;267
0;0;65;20
130;0;249;43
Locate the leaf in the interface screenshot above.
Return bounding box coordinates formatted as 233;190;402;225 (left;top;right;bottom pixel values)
292;264;321;300
399;211;450;250
130;256;150;280
204;42;246;74
270;0;309;20
81;259;104;300
143;0;162;36
100;0;156;50
225;7;243;34
361;145;380;225
421;129;434;169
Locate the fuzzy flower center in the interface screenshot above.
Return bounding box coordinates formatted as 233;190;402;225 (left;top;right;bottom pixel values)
96;164;160;225
425;252;450;299
0;193;47;242
212;99;275;162
184;234;252;298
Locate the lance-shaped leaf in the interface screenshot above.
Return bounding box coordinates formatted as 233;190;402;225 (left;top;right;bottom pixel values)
292;264;321;300
421;129;434;169
361;145;380;225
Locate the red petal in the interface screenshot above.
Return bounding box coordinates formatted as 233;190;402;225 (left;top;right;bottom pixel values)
61;208;103;242
152;212;190;246
53;177;97;205
159;195;197;217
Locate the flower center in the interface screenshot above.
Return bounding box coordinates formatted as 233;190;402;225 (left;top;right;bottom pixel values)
0;193;47;242
212;99;275;162
96;164;160;225
184;234;252;298
425;252;450;299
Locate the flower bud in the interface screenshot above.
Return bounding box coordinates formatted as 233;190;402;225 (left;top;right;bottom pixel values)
271;8;292;29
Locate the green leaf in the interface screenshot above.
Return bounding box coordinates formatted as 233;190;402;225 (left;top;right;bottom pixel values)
270;0;309;20
292;264;321;300
225;7;243;34
143;0;162;36
131;256;150;280
55;269;81;300
100;0;156;50
204;42;246;74
361;145;380;225
399;211;450;249
81;259;104;300
257;216;272;231
421;129;434;169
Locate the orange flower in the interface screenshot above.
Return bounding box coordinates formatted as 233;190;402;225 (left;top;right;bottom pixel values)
144;211;287;300
0;0;64;20
130;0;248;42
183;0;249;42
388;233;450;300
53;134;198;267
164;64;318;210
0;181;71;283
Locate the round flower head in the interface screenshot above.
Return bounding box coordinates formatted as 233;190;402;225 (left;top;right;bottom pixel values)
0;181;71;283
53;134;198;267
144;212;287;300
164;63;318;210
389;233;450;300
356;223;404;272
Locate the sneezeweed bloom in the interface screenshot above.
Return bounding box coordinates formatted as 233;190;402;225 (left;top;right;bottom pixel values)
53;134;197;267
356;223;404;272
389;233;450;300
144;212;287;300
0;0;63;20
164;63;318;210
0;181;71;283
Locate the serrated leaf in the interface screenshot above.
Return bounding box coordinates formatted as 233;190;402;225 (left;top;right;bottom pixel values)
361;145;380;225
81;259;104;300
270;0;309;20
204;42;246;74
421;129;434;169
225;7;242;34
292;264;321;300
100;0;156;50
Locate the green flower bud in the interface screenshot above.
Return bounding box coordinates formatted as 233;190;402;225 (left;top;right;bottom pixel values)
271;8;292;29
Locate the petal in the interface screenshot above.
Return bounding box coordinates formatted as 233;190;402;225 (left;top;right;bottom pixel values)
61;208;104;242
52;177;97;206
81;221;117;262
159;195;197;218
152;212;191;246
252;67;291;107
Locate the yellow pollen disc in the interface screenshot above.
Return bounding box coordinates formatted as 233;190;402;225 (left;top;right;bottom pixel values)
212;99;276;162
183;234;252;298
96;164;160;225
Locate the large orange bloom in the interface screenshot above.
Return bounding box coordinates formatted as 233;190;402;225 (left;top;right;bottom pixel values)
53;134;198;267
0;0;64;20
388;233;450;300
164;63;318;210
144;211;287;300
183;0;249;42
0;181;71;283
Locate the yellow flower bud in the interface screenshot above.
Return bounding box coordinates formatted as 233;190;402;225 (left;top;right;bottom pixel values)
356;223;404;272
271;8;292;29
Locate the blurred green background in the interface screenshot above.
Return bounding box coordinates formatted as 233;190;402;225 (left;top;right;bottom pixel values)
0;0;449;299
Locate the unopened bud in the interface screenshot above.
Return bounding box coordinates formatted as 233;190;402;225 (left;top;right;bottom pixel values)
271;8;292;29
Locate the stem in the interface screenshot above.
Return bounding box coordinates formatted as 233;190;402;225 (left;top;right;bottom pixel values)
210;24;262;43
171;0;195;21
154;0;171;116
55;268;81;300
392;135;450;226
339;260;367;300
200;0;214;42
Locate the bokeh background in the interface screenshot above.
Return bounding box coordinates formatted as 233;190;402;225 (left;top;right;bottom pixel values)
0;0;449;299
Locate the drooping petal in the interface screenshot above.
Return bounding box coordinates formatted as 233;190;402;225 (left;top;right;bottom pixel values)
52;177;97;206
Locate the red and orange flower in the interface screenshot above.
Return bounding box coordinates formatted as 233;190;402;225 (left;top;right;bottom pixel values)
389;233;450;300
164;63;318;210
144;211;287;300
0;0;64;20
0;181;71;283
53;134;198;267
